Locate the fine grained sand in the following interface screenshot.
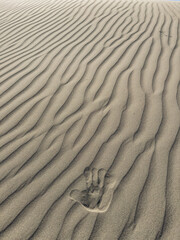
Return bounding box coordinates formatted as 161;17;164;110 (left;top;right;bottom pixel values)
0;0;180;239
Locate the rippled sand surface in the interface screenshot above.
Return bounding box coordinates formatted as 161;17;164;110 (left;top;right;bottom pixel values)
0;0;180;239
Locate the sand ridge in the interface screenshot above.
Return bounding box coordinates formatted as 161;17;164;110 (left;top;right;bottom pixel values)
0;0;180;239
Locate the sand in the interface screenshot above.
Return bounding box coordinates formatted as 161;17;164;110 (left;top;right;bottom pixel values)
0;0;180;239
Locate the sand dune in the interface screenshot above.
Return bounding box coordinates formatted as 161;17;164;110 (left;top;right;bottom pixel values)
0;0;180;239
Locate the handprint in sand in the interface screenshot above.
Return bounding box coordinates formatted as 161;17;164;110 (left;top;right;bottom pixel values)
70;167;116;213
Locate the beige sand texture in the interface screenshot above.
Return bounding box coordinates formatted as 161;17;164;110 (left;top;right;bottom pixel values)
0;0;180;239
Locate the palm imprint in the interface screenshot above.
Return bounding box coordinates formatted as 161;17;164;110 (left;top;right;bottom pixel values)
69;167;116;213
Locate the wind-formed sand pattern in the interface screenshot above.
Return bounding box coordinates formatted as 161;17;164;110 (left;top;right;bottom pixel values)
0;0;180;239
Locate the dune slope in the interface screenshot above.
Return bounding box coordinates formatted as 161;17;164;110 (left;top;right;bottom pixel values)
0;0;180;239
